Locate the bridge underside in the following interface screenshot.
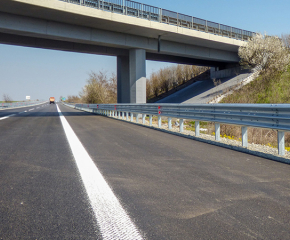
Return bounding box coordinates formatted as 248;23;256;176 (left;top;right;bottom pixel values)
0;31;234;103
0;7;241;103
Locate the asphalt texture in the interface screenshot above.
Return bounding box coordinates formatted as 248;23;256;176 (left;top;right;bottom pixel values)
1;103;290;239
0;103;99;239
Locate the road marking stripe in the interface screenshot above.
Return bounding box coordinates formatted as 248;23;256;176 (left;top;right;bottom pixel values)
56;105;143;240
0;114;16;121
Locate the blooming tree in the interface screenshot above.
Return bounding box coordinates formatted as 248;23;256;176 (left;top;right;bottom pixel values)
238;33;290;73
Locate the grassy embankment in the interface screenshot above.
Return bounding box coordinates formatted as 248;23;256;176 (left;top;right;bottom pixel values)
184;65;290;150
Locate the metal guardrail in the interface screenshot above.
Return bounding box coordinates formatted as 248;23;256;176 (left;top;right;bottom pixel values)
0;101;45;109
59;0;254;41
73;103;290;156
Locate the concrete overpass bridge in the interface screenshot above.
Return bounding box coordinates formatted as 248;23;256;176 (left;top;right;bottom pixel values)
0;0;254;103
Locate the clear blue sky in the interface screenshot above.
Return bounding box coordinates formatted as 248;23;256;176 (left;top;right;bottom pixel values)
0;0;289;101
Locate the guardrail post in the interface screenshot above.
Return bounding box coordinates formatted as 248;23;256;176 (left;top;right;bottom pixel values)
149;115;152;126
118;111;121;119
158;116;162;128
126;112;129;121
278;131;285;156
215;123;220;141
195;121;200;137
191;16;193;29
142;114;146;124
242;126;248;148
110;110;112;117
122;112;125;120
168;117;172;130
180;119;184;133
136;113;140;123
131;113;133;122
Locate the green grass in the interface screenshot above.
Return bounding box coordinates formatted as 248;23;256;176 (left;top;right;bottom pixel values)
0;101;21;103
221;65;290;103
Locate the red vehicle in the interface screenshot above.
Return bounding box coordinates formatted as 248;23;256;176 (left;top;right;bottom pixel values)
49;97;55;104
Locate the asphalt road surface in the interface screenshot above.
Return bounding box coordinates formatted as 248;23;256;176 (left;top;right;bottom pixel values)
1;103;290;240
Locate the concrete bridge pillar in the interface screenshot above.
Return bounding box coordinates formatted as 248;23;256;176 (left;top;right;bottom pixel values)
117;56;130;103
129;49;146;103
117;49;146;103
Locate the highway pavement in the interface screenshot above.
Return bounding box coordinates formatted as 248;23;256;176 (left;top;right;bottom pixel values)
1;103;290;239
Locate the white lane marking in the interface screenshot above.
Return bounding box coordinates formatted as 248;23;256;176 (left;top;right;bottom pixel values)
28;108;34;111
19;110;28;114
56;105;143;240
0;114;16;121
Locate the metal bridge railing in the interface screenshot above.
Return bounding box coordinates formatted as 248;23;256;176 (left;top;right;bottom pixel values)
72;103;290;156
60;0;254;41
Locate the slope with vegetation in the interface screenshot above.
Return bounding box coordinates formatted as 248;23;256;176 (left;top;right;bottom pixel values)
66;64;208;104
221;33;290;104
206;33;290;149
221;65;290;103
146;65;209;101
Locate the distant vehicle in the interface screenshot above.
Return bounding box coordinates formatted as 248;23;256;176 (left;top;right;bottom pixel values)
49;97;55;104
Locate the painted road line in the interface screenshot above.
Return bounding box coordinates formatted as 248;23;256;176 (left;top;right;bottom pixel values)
19;111;27;114
0;114;16;121
56;105;143;240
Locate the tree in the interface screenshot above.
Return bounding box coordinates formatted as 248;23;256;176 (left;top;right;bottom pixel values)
3;94;13;103
67;95;81;103
238;33;290;73
281;33;290;49
80;71;117;104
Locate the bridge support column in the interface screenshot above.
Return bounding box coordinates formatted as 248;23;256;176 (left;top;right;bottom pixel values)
117;56;130;103
129;49;146;103
117;49;146;103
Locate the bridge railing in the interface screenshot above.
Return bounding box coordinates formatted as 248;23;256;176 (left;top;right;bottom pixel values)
60;0;254;41
72;103;290;156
